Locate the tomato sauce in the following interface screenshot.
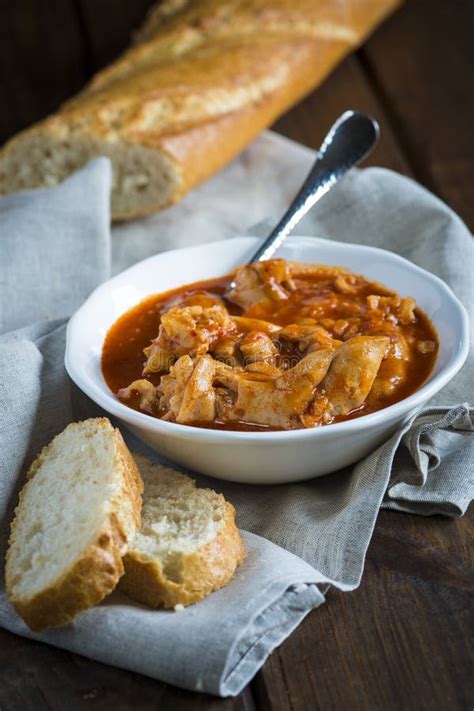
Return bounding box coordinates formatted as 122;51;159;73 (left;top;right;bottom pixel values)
102;267;438;430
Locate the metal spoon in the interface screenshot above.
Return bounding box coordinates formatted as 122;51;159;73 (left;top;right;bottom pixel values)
233;110;379;275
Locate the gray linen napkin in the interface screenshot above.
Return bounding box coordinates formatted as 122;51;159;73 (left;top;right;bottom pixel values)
1;132;473;696
0;157;326;697
0;158;111;333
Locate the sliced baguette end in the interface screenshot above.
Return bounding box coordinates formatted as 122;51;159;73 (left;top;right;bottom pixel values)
119;458;246;608
0;121;182;221
5;418;143;632
9;511;127;632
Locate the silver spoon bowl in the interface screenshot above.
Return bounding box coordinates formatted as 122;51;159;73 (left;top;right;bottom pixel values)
228;110;379;291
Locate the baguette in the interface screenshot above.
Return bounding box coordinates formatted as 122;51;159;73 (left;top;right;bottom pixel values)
119;455;246;608
0;0;400;220
5;419;143;632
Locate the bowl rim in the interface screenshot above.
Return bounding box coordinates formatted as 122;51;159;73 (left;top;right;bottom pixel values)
65;236;470;442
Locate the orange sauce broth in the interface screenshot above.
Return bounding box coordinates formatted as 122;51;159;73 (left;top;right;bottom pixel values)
102;271;438;431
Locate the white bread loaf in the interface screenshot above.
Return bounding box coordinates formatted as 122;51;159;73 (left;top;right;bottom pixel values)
119;454;246;608
0;0;400;220
5;418;143;632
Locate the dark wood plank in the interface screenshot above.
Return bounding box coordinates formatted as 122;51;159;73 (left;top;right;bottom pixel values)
0;2;472;710
0;0;158;147
75;0;156;72
359;0;474;228
262;4;474;706
0;628;255;711
252;510;473;711
273;54;414;178
0;0;86;144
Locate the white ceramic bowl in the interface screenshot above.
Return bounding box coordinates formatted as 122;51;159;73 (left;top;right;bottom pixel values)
66;237;469;484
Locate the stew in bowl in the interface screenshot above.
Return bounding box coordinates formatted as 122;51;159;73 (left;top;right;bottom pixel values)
102;258;438;432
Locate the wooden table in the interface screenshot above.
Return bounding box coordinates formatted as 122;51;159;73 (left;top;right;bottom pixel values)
0;2;472;709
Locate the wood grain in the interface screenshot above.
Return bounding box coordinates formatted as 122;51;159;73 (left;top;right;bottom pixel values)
359;0;474;228
75;0;156;71
0;628;255;711
273;54;414;178
0;0;472;709
253;511;473;711
0;0;86;144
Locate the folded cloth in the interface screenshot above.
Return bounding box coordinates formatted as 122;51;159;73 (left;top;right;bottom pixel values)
0;157;326;697
0;133;473;696
384;405;474;516
0;159;111;334
0;534;325;697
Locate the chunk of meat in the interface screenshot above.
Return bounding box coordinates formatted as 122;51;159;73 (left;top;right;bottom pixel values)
244;361;282;378
226;259;295;309
278;324;341;352
398;297;416;324
368;356;408;402
142;345;173;374
212;318;281;367
117;379;158;414
310;336;389;422
211;334;242;367
158;354;194;419
179;291;224;310
333;273;359;294
213;360;247;391
367;294;416;325
231;315;281;335
277;348;335;393
219;349;334;428
257;259;296;299
175;355;216;424
226;265;266;309
358;318;412;402
240;331;278;365
367;332;411;402
143;304;236;373
158;355;216;424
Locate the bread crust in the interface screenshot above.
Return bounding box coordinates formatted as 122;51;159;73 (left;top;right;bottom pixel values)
9;513;127;632
119;501;246;608
0;0;400;220
5;418;143;632
109;423;144;542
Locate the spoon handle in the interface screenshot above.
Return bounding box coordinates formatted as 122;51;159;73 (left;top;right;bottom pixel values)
248;110;379;264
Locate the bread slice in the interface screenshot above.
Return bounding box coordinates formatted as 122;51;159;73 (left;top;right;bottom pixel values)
119;455;245;608
5;419;143;632
0;0;400;220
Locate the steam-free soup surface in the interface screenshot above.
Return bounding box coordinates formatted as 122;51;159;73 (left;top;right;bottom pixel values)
102;259;438;431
